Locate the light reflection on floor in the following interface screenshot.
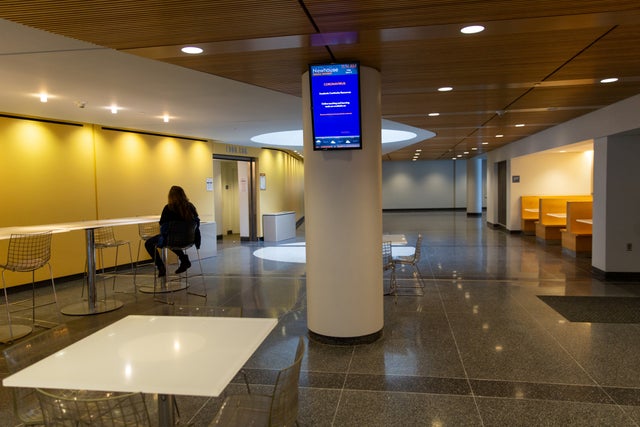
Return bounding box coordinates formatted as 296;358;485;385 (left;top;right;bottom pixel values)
252;242;414;263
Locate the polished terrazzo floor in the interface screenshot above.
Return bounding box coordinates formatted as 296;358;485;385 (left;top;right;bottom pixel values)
1;211;640;426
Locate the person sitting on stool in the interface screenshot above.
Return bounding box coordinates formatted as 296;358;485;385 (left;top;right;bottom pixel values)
145;185;200;277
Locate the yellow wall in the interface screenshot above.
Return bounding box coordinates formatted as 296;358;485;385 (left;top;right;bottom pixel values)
212;143;305;237
0;116;214;287
258;148;305;222
1;115;305;287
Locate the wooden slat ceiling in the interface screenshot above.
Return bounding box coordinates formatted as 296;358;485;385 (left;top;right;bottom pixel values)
2;0;640;160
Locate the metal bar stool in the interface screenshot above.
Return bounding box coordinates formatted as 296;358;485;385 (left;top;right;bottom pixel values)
152;221;206;304
390;233;425;296
134;222;160;286
0;231;59;343
82;226;134;296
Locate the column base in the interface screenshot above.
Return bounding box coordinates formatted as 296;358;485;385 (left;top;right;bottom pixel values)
308;328;382;345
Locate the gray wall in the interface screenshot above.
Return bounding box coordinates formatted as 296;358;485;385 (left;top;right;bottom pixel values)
382;160;470;209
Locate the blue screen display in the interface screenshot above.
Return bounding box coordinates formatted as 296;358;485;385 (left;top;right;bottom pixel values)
309;62;361;150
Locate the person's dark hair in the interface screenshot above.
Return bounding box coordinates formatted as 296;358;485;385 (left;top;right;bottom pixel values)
167;185;194;221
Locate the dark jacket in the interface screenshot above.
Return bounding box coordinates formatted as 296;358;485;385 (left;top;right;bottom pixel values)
158;202;201;249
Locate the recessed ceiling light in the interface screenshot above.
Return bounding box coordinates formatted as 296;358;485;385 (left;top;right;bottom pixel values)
181;46;203;54
515;123;525;127
464;151;469;154
428;112;440;117
496;134;504;138
416;149;422;152
39;93;48;103
163;114;170;123
110;106;119;114
438;86;453;92
482;142;489;145
457;154;462;157
452;157;457;160
472;147;478;150
461;25;485;34
600;77;618;84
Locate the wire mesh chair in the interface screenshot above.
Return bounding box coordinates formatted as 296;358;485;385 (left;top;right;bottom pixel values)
83;226;134;296
382;240;397;295
2;324;72;425
390;233;425;295
1;231;59;343
36;388;152;427
134;222;160;285
152;221;206;303
210;336;305;427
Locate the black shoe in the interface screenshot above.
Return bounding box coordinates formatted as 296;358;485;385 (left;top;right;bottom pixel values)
175;259;191;274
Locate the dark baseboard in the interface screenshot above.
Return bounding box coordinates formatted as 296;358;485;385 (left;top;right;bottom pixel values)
309;328;383;345
592;267;640;281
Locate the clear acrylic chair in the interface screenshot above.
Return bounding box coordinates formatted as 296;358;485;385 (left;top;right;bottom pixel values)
152;221;206;303
210;336;305;427
36;388;152;426
2;324;72;425
134;222;160;285
0;231;59;343
382;240;396;295
390;233;425;295
83;226;134;296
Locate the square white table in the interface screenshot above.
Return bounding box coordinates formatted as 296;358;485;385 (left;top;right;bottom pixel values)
3;314;278;426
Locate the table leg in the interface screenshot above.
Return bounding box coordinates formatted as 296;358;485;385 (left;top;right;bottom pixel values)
158;394;176;427
60;228;124;315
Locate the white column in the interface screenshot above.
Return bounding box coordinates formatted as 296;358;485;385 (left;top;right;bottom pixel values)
302;66;383;342
466;157;483;215
592;135;640;275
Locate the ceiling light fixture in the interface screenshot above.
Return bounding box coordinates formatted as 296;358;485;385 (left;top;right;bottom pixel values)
482;142;489;145
428;112;440;117
461;25;485;34
163;115;170;123
515;123;525;127
181;46;203;54
496;134;504;138
438;86;453;92
251;129;417;147
110;106;119;114
600;77;618;84
39;93;48;103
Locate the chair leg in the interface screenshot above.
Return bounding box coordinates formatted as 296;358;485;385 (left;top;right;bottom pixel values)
414;264;426;288
134;240;142;285
153;247;173;305
186;248;207;298
2;273;15;340
127;242;135;292
1;271;33;343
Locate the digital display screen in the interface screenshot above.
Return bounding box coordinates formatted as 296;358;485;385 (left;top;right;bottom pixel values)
309;62;362;151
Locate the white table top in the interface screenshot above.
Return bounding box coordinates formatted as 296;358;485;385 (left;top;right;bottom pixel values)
0;216;160;240
3;315;277;397
383;234;407;245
